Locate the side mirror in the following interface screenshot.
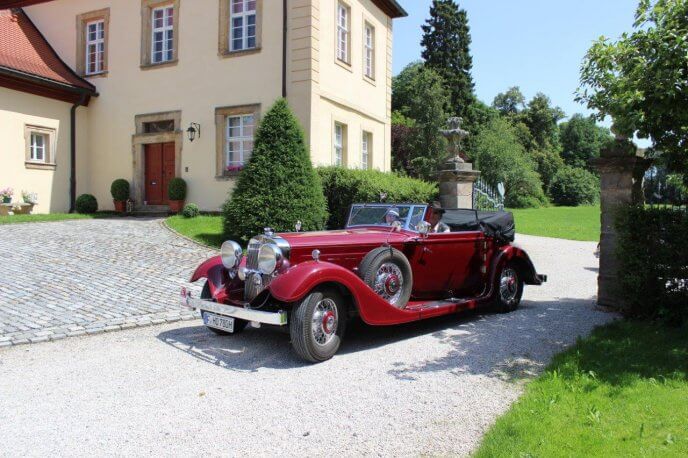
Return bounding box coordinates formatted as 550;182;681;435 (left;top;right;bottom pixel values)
417;220;431;236
295;220;302;232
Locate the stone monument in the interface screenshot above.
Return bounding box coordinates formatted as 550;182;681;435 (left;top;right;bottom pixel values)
438;117;481;209
591;131;651;307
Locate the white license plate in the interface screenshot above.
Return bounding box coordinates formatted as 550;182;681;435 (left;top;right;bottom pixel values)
204;312;235;333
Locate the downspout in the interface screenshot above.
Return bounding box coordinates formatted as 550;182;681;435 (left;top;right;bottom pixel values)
69;94;87;213
282;0;287;98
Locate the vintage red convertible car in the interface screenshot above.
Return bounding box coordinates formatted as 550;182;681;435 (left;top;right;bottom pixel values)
181;203;546;362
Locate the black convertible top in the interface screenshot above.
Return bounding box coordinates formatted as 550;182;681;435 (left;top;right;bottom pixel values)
441;209;515;243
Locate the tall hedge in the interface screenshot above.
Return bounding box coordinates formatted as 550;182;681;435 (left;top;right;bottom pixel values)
616;206;688;326
223;99;328;242
317;167;438;229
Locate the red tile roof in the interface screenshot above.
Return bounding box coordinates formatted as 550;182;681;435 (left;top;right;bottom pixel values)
0;8;94;92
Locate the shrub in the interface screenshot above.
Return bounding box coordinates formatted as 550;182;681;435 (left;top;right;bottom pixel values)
75;194;98;214
549;166;599;206
168;178;187;201
182;203;200;218
223;99;328;242
616;206;688;326
471;118;548;208
110;179;130;201
317;167;438;229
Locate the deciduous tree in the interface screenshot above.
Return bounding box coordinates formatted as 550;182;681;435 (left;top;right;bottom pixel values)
578;0;688;180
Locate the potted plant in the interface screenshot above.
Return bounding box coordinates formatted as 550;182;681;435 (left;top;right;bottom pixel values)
0;187;13;204
16;190;38;214
110;179;130;213
168;177;187;213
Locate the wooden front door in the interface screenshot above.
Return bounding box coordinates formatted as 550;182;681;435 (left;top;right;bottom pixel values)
144;142;175;205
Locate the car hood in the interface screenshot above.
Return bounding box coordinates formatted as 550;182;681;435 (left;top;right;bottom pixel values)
278;227;411;249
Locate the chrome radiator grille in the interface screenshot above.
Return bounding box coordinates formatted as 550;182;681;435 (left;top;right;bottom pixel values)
244;238;270;302
243;235;289;303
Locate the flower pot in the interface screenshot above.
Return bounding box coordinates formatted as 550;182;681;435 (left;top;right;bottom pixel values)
169;200;184;213
113;200;127;213
2;196;10;204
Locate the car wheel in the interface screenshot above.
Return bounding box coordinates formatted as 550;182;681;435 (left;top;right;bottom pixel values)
494;263;524;313
201;281;247;335
358;247;413;309
289;288;347;363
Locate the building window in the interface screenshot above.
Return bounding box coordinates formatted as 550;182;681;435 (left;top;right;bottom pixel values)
226;114;255;169
151;5;174;64
334;123;346;166
215;104;260;177
76;8;109;76
141;0;179;67
24;126;56;169
30;133;47;162
143;120;175;133
336;3;350;63
364;23;375;79
230;0;257;51
361;131;371;169
85;20;105;75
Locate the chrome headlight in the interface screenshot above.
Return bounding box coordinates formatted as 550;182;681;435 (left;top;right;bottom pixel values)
258;243;284;275
220;240;243;269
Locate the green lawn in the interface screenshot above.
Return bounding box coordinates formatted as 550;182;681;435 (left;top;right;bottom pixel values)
165;215;224;248
474;320;688;457
164;206;600;246
510;205;600;242
0;212;117;225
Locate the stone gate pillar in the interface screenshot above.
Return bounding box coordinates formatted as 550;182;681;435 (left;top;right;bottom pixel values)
592;138;650;307
439;159;481;209
438;117;481;209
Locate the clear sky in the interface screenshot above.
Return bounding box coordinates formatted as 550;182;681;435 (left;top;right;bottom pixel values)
392;0;640;122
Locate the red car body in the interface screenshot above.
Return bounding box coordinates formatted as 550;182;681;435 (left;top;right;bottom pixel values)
182;204;546;362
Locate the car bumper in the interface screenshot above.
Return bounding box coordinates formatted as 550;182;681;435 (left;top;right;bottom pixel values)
181;287;288;326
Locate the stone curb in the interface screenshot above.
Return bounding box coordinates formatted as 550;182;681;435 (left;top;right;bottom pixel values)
2;312;201;348
159;219;220;252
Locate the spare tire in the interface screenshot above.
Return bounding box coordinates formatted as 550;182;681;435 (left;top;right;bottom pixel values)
358;247;413;309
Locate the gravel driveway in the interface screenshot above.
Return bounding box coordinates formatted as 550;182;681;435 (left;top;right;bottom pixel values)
0;234;615;457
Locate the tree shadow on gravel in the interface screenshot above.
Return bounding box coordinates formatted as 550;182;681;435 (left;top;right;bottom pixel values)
385;297;615;383
158;297;612;376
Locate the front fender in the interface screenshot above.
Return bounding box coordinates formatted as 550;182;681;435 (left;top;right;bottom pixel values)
189;256;227;300
269;261;422;325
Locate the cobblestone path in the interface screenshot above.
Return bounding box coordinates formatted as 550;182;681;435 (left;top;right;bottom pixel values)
0;218;215;347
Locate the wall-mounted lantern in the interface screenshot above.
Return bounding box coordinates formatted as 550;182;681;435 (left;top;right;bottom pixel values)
187;122;201;142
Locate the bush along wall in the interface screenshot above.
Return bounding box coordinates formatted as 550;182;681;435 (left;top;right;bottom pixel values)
615;206;688;326
317;167;438;229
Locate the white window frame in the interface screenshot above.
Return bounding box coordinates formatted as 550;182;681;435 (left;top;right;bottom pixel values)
361;131;371;169
336;3;349;63
364;23;375;79
29;132;47;163
151;5;174;64
229;0;257;52
225;114;255;168
85;19;105;75
334;123;344;166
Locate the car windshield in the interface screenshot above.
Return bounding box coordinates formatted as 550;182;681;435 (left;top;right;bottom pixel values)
346;204;426;230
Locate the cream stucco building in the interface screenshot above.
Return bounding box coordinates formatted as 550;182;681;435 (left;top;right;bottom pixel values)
0;0;406;213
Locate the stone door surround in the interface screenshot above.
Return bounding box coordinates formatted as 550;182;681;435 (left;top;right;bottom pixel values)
132;110;183;207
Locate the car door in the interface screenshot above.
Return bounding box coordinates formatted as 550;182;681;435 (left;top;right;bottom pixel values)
409;230;484;299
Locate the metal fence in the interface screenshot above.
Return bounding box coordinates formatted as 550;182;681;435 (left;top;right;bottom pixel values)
473;177;505;211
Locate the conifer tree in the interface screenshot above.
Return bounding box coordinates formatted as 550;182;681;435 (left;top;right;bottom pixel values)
421;0;475;120
223;99;328;241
